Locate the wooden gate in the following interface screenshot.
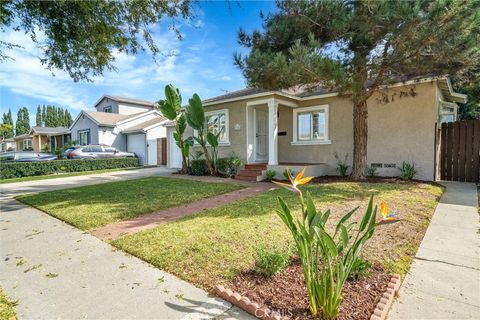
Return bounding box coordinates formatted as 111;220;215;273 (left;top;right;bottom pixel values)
439;120;480;182
157;137;167;166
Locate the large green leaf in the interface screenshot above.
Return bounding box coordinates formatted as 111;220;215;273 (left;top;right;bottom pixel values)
186;93;205;129
305;191;317;226
359;195;374;231
335;207;358;235
177;113;186;134
206;131;219;147
165;84;181;111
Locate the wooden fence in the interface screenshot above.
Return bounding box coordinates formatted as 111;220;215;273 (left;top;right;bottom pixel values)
439;120;480;182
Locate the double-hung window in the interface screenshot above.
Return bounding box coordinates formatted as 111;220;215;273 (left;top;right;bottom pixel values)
292;105;330;145
438;101;457;124
78;129;90;145
23;139;32;150
196;109;229;144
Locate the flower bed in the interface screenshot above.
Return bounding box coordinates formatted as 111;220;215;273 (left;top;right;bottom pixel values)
216;260;400;320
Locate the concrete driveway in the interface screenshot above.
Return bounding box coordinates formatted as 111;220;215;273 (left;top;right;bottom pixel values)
0;167;253;319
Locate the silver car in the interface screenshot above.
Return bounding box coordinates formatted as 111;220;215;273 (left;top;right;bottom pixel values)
67;145;136;159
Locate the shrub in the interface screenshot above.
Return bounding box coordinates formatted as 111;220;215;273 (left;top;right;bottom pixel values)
265;169;276;181
190;159;208;175
283;168;297;180
216;155;241;177
1;158;139;179
367;165;378;177
398;161;416;180
348;256;372;280
334;152;349;177
273;169;379;319
254;244;290;277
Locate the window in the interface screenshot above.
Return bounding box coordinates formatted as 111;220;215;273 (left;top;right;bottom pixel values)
438;101;457;124
104;147;117;153
78;129;90;145
103;106;112;113
195;109;229;144
22;139;32;150
292;105;330;145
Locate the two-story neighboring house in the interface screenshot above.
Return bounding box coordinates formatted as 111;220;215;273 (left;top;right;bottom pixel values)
70;95;168;166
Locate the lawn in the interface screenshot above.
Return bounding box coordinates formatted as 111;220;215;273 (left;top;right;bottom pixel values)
0;288;16;320
0;168;130;184
16;177;243;230
113;181;443;290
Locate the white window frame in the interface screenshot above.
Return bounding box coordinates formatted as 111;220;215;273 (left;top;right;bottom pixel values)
78;129;90;145
291;105;331;145
194;109;230;145
23;139;32;150
438;101;457;124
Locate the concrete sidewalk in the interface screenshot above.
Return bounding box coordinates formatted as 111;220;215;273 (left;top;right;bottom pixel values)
0;166;174;198
389;182;480;319
0;197;253;319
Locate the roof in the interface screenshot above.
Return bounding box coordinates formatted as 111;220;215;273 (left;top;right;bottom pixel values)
84;111;135;126
31;126;70;135
122;117;167;133
93;95;156;109
13;134;32;140
203;75;466;105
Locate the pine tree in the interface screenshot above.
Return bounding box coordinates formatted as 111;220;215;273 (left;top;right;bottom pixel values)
36;106;42;126
2;109;14;138
235;0;480;179
41;105;46;125
15;107;30;135
65;110;73;127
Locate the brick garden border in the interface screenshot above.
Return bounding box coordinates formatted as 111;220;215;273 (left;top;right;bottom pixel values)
215;273;401;320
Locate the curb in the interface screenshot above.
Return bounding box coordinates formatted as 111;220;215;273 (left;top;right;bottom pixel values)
216;273;402;320
370;274;402;320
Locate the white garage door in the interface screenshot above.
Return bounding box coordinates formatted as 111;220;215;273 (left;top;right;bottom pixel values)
169;131;182;168
127;133;146;165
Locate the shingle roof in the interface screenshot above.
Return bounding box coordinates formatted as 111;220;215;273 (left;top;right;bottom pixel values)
122;117;167;133
13;134;32;140
84;111;136;126
203;88;271;104
31;126;70;135
98;95;156;107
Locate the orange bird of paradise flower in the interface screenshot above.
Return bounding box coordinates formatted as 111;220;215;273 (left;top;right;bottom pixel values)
272;168;314;194
378;199;400;225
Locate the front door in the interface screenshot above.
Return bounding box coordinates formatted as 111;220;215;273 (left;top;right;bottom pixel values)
255;109;268;162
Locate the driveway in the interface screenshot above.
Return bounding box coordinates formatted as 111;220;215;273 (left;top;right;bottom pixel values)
0;166;174;198
0;167;254;319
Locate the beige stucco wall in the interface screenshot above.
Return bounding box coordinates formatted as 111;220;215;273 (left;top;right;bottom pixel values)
32;135;48;152
178;81;439;180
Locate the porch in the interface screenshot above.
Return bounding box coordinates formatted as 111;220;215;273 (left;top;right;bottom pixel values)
235;162;327;182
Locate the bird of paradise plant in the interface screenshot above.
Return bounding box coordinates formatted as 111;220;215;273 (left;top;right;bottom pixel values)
273;168;380;319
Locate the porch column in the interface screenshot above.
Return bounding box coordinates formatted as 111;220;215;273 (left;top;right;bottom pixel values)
268;100;278;165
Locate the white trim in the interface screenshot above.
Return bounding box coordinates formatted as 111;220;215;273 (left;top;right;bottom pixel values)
292;105;329;144
193;109;230;144
253;108;269;162
69;110;100;130
116;110;162;125
268;100;278;165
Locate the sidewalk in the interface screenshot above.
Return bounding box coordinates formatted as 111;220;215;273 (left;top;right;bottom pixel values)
0;197;253;319
389;182;480;319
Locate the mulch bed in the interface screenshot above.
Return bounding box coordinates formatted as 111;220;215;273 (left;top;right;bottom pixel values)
311;175;442;186
230;259;391;320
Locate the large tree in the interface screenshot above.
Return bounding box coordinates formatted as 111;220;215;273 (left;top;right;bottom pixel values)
15;107;30;135
1;109;14;138
235;0;480;179
35;105;42;126
1;0;193;81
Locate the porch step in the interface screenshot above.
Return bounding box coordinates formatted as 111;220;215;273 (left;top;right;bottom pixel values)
234;174;258;182
237;169;263;177
244;163;268;170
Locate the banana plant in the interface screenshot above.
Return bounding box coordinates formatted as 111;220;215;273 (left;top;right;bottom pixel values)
274;169;379;319
207;129;222;174
186;93;214;174
158;84;190;174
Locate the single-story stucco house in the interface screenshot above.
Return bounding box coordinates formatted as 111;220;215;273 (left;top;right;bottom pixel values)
70;95;168;165
12;127;71;152
0;138;16;152
166;76;466;181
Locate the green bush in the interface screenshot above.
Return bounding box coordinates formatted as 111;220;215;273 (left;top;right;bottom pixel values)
398;161;416;180
334;152;350;177
367;165;378;177
1;158;139;179
265;169;276;181
283;167;297;180
348;256;372;280
254;244;291;277
190;159;208;175
216;156;241;177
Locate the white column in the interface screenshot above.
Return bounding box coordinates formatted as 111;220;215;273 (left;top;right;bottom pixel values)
268;100;278;165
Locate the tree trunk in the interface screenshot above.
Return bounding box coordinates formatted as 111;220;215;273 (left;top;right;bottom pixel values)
350;99;368;180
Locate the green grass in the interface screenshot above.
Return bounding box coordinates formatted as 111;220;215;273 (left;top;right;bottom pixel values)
113;182;443;289
0;168;132;184
16;177;243;230
0;288;17;320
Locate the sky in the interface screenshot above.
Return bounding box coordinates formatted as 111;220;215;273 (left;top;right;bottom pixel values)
0;1;277;126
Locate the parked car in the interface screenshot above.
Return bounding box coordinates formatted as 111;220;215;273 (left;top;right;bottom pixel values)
0;152;58;162
67;145;136;159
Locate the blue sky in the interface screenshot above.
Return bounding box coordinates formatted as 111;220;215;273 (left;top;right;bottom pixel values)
0;1;277;126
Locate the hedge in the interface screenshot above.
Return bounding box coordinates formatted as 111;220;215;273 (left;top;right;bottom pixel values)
1;158;139;179
190;159;208;175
